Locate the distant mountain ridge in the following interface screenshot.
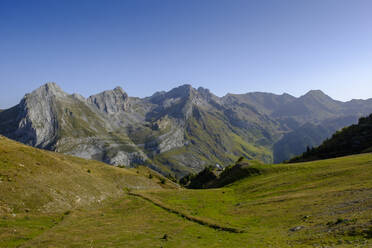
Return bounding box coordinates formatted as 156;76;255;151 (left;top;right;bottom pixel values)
1;82;372;176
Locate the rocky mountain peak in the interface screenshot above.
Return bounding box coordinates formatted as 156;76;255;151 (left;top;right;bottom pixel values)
169;84;195;98
300;90;340;107
197;87;211;96
178;84;193;90
87;86;129;114
42;82;62;92
113;86;126;94
302;90;329;99
197;87;220;104
71;93;86;102
149;84;196;104
26;82;67;100
169;84;219;106
2;82;63;149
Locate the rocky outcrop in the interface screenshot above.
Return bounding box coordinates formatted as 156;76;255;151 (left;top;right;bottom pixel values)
0;82;64;149
104;150;148;166
157;126;185;153
88;87;129;114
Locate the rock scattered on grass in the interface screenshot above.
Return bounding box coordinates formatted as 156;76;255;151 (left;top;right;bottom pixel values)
290;226;304;232
302;215;311;220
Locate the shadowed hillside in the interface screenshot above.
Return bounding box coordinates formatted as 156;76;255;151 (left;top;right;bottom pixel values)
289;114;372;163
180;157;263;189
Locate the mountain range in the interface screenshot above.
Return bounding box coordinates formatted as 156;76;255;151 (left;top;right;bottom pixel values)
1;82;372;177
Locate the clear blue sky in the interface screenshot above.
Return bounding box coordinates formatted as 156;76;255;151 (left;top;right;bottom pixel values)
1;0;372;108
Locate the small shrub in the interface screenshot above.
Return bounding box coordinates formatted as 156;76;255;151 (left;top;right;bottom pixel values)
363;227;372;238
166;173;177;182
148;174;153;179
335;218;344;224
87;169;91;173
237;156;244;163
160;178;166;184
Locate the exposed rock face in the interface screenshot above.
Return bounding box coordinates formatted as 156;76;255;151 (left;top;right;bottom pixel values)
0;83;64;149
156;126;185;153
104;150;148;166
2;83;372;177
88;87;129;114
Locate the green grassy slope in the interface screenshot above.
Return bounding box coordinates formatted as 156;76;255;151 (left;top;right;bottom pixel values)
0;135;167;215
139;155;372;247
1;136;372;247
0;135;178;247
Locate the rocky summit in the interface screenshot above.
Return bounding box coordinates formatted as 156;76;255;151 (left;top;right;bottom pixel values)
1;82;372;177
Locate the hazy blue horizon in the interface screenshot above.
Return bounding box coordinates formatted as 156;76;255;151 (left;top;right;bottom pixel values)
1;0;372;109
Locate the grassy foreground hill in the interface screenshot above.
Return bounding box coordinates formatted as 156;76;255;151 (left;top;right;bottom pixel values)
0;135;174;247
141;155;372;247
1;135;371;247
0;135;167;215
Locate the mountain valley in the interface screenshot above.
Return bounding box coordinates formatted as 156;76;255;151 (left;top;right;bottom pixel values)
1;135;372;247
